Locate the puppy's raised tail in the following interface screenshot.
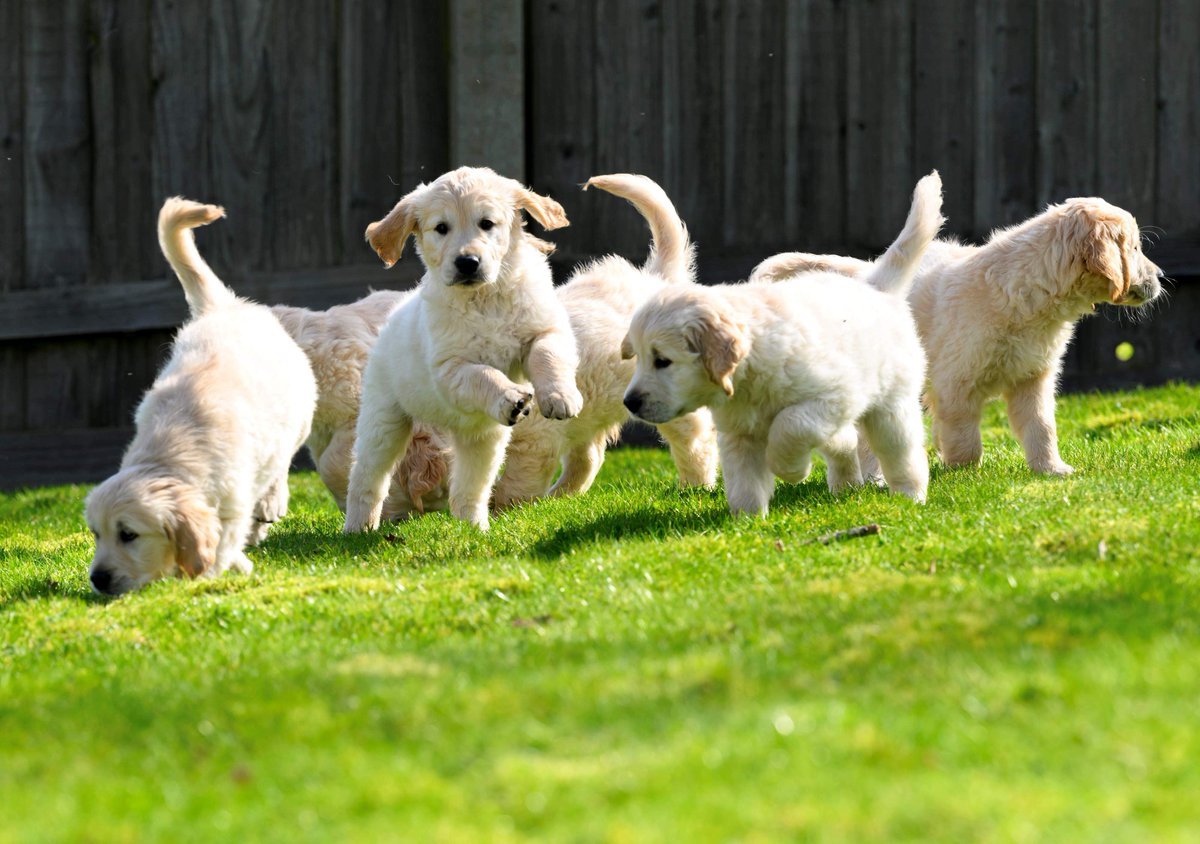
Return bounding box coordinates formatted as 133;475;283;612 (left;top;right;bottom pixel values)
157;197;234;317
864;171;944;297
584;174;695;283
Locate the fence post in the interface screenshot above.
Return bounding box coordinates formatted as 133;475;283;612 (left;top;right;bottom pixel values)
448;0;525;180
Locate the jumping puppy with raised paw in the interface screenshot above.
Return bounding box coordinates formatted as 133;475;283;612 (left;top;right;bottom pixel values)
345;167;582;532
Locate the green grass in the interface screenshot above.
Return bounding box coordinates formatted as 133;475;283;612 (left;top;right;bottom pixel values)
3;384;1200;843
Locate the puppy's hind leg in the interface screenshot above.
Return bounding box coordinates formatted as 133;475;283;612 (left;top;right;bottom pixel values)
345;402;413;533
316;427;356;513
549;435;607;498
719;431;774;516
449;426;512;530
657;410;719;489
930;387;984;468
493;429;560;509
767;401;860;493
861;400;929;503
1005;371;1073;476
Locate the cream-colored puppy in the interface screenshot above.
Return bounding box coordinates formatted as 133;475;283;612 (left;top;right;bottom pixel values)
85;199;315;595
272;292;452;520
623;173;943;516
493;174;718;508
751;197;1163;474
345;167;582;532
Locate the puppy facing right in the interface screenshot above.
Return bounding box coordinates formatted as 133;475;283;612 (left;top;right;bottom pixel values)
345;167;582;532
751;197;1164;475
623;173;944;516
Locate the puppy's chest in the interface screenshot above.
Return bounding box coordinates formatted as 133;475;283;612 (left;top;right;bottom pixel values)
983;323;1075;388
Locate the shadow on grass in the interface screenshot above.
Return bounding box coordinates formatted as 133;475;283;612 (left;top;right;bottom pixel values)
0;576;105;609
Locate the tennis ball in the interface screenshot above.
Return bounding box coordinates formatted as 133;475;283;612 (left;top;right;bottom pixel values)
1115;342;1134;362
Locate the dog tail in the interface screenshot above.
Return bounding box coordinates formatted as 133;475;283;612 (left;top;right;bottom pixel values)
157;197;234;317
863;171;944;297
584;174;695;283
749;252;872;284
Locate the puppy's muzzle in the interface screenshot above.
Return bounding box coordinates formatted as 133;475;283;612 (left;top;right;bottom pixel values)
1125;271;1163;306
90;566;116;595
623;392;644;416
453;254;481;284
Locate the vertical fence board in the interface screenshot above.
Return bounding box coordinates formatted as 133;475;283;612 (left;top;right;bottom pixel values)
593;0;664;259
1036;0;1098;204
208;0;272;274
845;0;913;250
0;1;24;291
0;345;26;430
89;0;156;284
914;0;975;236
1157;0;1200;236
24;0;92;288
396;2;450;192
527;0;597;263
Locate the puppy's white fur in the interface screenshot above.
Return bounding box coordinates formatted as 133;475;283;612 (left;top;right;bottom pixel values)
346;167;582;532
85;199;315;594
624;173;943;516
751;197;1163;475
493;174;718;508
272;292;452;520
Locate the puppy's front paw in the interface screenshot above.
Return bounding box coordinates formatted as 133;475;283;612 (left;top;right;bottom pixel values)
1034;460;1075;477
537;384;584;420
492;386;535;426
230;552;254;575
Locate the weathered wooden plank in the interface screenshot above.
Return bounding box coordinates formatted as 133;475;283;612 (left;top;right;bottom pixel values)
1157;0;1200;236
25;338;92;430
396;1;450;191
150;0;211;214
0;344;26;431
1035;0;1097;204
914;0;975;236
0;0;23;291
89;0;156;284
1095;1;1156;218
591;0;666;259
0;263;426;342
208;0;272;274
662;0;725;256
23;0;92;288
721;0;789;250
271;0;337;270
0;428;134;490
448;0;525;179
792;0;846;252
973;0;1037;233
845;0;914;250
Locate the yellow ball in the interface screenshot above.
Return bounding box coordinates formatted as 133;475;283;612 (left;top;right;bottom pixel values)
1115;342;1135;362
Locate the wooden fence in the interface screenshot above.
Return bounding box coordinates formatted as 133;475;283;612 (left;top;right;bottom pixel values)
1;0;1198;488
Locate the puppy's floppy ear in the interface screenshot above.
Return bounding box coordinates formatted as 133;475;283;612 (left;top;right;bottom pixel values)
163;482;218;578
1076;208;1133;303
526;234;557;256
685;305;748;397
514;187;570;231
620;333;635;360
365;191;420;268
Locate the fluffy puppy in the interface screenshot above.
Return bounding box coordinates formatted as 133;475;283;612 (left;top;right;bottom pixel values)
272;292;452;520
345;167;582;532
493;174;718;508
623;173;943;516
85;199;316;595
750;197;1164;474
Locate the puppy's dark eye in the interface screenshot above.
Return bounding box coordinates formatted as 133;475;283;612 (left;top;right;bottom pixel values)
118;528;138;544
654;356;672;370
479;219;494;231
434;222;449;235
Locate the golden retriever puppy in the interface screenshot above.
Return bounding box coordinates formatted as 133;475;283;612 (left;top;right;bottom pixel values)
85;199;315;595
750;197;1164;474
272;292;452;520
345;167;582;532
623;173;943;516
493;174;718;508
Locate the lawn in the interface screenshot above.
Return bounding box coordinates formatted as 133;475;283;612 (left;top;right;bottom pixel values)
2;384;1199;843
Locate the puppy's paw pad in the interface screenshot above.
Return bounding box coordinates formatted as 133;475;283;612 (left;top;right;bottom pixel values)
494;387;535;426
538;386;584;420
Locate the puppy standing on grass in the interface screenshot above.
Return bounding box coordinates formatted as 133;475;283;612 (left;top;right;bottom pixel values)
493;174;718;508
751;197;1164;475
345;167;583;532
85;199;316;595
622;173;944;516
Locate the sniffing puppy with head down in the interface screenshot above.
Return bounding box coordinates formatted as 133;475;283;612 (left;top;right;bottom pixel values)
624;173;943;516
85;199;316;595
345;167;582;532
493;174;718;508
751;197;1163;475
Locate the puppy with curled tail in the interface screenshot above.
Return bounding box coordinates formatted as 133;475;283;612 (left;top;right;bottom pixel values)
85;198;316;595
623;173;943;516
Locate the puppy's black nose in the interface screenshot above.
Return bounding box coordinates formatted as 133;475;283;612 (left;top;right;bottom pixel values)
623;393;643;415
90;568;113;594
454;254;481;277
